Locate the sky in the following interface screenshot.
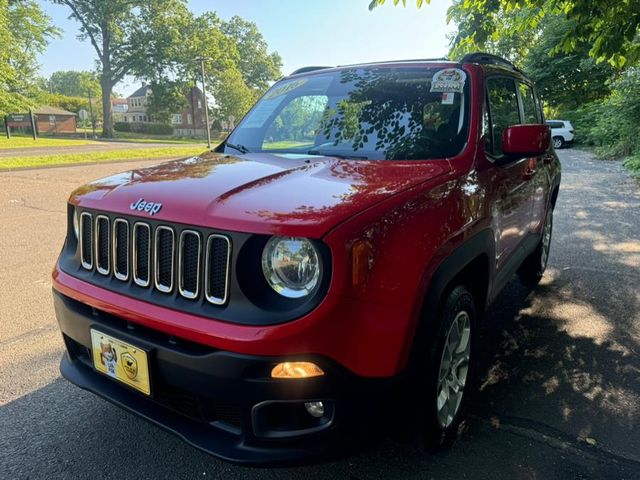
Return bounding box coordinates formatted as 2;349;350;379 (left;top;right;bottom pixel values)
38;0;455;97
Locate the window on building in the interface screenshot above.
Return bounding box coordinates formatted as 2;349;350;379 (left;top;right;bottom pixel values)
49;115;56;125
197;100;202;109
187;114;192;125
172;114;182;124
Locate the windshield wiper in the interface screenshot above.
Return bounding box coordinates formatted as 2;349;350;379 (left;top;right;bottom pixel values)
225;142;251;154
307;149;368;160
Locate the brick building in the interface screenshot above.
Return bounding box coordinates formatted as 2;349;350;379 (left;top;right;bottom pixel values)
7;107;77;134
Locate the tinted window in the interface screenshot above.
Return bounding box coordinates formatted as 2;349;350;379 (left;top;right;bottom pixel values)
546;121;564;129
518;82;538;124
487;77;520;155
227;67;470;160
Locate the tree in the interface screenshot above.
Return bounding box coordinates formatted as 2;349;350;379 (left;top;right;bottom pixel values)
1;0;59;118
523;16;617;110
52;0;192;137
146;80;188;124
48;70;101;97
212;67;259;124
221;16;283;91
370;0;640;66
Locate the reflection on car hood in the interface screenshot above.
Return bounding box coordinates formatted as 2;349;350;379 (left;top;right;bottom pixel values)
70;151;451;237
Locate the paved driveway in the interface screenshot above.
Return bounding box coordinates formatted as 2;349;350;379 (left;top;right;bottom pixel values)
1;150;639;479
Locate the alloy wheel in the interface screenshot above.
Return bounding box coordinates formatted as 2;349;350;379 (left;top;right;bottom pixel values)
436;310;471;428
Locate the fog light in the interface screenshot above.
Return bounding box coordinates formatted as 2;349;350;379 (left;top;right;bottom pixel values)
304;401;325;418
271;361;324;379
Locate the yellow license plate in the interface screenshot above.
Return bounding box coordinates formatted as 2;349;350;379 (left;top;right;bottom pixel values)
90;329;151;396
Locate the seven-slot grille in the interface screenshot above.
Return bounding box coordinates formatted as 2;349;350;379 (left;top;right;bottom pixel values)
78;212;231;304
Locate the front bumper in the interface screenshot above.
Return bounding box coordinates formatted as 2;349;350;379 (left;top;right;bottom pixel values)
54;290;395;465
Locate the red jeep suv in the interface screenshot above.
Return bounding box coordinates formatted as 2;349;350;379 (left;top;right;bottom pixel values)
53;53;560;464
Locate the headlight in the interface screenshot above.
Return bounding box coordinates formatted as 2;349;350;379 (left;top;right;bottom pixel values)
72;208;80;239
261;237;321;298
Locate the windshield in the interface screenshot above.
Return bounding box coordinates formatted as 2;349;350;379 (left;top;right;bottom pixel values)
224;66;470;160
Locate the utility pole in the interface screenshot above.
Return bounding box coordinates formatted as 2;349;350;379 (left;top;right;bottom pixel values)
198;57;212;149
88;89;96;138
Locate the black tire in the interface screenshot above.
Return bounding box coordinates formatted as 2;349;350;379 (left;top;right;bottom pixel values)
553;136;564;149
412;285;476;450
519;207;553;287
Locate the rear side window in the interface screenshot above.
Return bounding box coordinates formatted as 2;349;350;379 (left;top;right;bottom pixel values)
518;82;539;124
486;77;520;156
546;121;564;129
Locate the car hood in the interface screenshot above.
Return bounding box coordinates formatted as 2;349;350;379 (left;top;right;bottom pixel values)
70;151;451;237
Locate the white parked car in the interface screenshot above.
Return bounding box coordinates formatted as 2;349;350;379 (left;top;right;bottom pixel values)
546;120;574;149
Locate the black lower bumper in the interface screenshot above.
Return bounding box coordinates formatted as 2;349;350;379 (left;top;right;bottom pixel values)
53;290;395;465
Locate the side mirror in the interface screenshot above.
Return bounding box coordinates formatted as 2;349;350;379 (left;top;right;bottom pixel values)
502;124;550;158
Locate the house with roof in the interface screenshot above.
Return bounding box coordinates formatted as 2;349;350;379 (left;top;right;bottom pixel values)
7;106;77;134
122;84;207;135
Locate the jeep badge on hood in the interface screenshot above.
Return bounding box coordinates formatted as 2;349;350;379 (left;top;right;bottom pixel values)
130;198;162;215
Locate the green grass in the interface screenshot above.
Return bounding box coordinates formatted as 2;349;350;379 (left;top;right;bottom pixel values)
111;131;218;144
0;136;98;149
0;145;207;170
623;154;640;177
262;140;313;150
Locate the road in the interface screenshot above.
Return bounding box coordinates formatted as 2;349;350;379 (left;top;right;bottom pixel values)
1;149;639;479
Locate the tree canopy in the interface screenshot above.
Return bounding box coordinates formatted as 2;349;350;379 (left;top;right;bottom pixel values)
370;0;640;67
1;0;60;118
48;70;101;98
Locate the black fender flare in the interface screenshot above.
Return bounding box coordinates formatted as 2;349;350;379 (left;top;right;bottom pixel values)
403;228;495;371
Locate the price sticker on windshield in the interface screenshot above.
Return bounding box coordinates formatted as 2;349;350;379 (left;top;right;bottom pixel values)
430;68;467;94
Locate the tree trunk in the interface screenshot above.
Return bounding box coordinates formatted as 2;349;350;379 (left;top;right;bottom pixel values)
100;77;114;138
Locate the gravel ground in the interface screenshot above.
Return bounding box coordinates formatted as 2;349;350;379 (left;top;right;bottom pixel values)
0;149;639;479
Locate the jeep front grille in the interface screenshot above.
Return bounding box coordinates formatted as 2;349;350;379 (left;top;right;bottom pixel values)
133;223;151;287
78;211;230;304
154;226;175;293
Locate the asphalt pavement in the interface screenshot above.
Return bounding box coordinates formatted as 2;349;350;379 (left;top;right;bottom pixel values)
1;149;639;479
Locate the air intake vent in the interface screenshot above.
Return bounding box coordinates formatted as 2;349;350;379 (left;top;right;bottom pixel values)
179;230;201;299
95;215;110;275
80;212;93;269
205;235;231;305
113;219;129;280
154;226;175;293
133;223;151;287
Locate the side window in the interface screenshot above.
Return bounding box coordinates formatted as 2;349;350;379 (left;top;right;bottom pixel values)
518;82;538;124
534;92;544;123
486;77;520;156
262;95;328;150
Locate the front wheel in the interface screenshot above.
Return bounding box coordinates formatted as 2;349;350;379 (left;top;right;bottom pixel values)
412;285;476;450
553;136;564;149
519;207;553;287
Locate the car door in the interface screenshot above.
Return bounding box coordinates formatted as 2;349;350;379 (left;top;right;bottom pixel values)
518;82;550;233
484;77;533;273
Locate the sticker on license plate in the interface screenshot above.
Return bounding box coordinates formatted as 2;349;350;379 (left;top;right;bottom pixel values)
90;329;151;395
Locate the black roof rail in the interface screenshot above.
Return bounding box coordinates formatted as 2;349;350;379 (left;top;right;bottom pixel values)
289;66;333;75
337;57;450;67
460;52;520;72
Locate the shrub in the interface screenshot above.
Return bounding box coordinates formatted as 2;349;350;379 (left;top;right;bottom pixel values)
561;68;640;159
113;122;131;132
113;122;173;135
